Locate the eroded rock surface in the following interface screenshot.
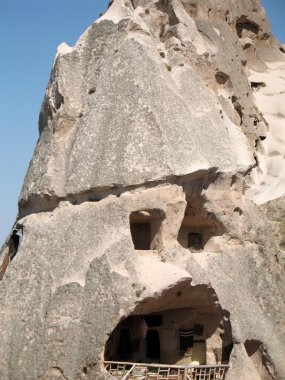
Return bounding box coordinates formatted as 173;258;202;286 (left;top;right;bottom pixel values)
0;1;285;379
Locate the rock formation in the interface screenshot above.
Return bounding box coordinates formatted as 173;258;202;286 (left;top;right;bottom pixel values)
0;0;285;379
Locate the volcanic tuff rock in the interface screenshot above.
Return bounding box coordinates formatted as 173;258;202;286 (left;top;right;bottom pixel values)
0;0;285;379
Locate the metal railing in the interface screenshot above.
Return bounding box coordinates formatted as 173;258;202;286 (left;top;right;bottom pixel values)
103;361;230;380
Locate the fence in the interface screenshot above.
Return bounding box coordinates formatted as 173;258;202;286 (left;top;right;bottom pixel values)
103;361;230;380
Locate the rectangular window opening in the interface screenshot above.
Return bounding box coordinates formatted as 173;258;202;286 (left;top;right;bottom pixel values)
188;233;203;251
129;210;163;251
130;222;151;250
179;328;194;356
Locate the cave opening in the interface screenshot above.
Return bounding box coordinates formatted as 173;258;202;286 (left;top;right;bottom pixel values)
104;282;232;366
236;16;259;38
177;200;224;252
130;210;163;250
146;330;160;359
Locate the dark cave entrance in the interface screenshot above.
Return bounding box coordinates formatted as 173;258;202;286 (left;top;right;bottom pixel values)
129;210;164;250
146;330;160;360
177;200;224;252
104;282;233;365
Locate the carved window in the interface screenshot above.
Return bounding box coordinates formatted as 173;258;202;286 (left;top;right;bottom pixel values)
129;210;163;250
188;233;203;251
179;328;194;356
130;222;151;250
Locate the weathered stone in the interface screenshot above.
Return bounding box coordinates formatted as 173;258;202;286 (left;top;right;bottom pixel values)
0;1;284;379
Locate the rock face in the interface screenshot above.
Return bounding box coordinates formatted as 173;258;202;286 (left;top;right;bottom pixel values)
0;0;285;379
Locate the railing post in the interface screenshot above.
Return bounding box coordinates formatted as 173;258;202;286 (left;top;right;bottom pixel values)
122;364;135;380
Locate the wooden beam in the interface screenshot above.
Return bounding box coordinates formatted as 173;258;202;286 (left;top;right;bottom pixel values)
122;364;135;380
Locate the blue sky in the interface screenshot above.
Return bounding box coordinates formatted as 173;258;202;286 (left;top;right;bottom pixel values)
0;0;109;245
263;0;285;44
0;1;284;246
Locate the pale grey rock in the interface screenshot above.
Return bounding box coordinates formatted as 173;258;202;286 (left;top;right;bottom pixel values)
225;344;261;380
0;1;285;380
20;1;256;206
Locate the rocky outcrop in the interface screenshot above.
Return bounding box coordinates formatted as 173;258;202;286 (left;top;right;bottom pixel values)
0;1;284;379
